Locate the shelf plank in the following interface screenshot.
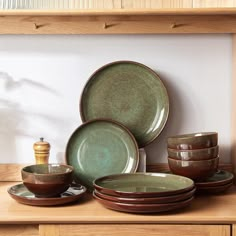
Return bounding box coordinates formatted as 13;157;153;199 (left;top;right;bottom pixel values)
2;8;236;16
1;14;236;34
2;182;236;224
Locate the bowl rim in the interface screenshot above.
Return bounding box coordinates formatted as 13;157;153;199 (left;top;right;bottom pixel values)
167;132;218;141
167;145;219;153
167;156;219;163
21;163;74;176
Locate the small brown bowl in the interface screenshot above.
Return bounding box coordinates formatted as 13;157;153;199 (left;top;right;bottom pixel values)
167;132;218;150
168;157;219;180
167;145;219;161
21;164;74;198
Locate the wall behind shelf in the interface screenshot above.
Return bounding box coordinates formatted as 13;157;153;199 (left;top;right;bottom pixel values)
0;34;232;164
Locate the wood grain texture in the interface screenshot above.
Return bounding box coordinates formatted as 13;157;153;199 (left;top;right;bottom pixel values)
4;8;236;15
0;164;29;181
0;225;38;236
53;224;230;236
233;224;236;236
232;34;236;180
2;15;236;34
2;182;236;224
193;0;236;8
39;225;59;236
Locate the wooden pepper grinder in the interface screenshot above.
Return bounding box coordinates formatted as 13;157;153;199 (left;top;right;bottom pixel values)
33;137;51;164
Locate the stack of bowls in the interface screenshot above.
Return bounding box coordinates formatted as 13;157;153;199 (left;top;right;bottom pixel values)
167;132;219;181
93;173;195;213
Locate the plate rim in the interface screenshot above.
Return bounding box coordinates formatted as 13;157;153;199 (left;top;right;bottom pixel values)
65;118;140;190
93;172;195;197
79;60;169;148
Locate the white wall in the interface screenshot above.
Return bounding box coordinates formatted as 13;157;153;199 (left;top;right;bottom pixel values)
0;34;232;164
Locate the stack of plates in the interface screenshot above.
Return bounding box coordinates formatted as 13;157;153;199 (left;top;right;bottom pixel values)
93;173;195;213
195;170;234;194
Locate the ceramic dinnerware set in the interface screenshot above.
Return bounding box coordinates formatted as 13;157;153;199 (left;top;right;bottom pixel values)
93;173;195;213
167;132;234;194
8;164;87;206
64;60;197;212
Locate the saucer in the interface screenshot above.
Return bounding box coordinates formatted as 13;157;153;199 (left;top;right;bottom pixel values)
195;170;234;187
8;183;87;206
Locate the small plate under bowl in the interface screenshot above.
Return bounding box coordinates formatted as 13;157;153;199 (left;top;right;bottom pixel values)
196;181;233;194
8;183;86;206
195;170;234;187
93;173;194;198
93;192;194;213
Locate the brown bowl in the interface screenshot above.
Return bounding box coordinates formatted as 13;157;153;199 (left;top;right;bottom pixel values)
167;145;219;161
168;157;219;180
21;164;74;198
167;132;218;150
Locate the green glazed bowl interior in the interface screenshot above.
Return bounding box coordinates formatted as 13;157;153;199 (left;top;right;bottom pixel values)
22;164;73;175
94;173;194;197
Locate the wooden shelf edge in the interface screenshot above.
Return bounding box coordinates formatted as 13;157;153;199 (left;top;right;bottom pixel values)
2;8;236;16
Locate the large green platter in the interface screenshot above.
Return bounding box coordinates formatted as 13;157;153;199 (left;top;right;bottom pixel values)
65;119;139;191
94;173;194;197
80;61;169;147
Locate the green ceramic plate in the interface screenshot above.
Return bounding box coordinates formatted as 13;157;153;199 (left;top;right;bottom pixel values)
66;119;139;191
94;173;194;197
80;61;169;147
195;170;234;187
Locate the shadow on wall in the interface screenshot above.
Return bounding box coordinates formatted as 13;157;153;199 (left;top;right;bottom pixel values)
145;71;186;164
0;71;60;95
0;71;64;162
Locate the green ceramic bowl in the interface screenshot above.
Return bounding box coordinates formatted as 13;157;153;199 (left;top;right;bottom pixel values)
93;173;194;197
21;164;74;198
168;157;219;180
167;145;219;161
167;132;218;150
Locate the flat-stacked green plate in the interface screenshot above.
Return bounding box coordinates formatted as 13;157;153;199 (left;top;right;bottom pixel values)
80;61;169;147
66;119;139;191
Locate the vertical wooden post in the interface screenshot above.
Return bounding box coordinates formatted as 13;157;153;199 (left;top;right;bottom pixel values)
231;34;236;179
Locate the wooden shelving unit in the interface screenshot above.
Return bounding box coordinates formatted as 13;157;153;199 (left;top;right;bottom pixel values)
0;4;236;235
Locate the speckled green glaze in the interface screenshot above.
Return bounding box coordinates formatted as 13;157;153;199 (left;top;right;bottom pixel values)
65;119;139;191
80;61;169;147
94;173;194;197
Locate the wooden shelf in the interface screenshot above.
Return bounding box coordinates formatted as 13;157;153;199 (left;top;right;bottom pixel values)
1;8;236;34
1;181;236;224
2;8;236;16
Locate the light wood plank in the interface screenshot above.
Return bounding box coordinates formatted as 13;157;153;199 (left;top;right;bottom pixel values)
0;225;38;236
193;0;235;8
1;182;236;224
39;225;59;236
3;8;236;16
0;164;28;181
232;34;236;180
1;15;236;34
233;224;236;236
56;224;230;236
